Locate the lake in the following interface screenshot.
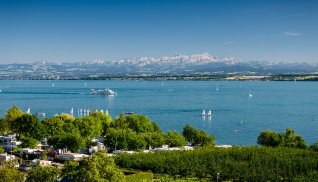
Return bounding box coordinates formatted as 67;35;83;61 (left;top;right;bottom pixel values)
0;80;317;146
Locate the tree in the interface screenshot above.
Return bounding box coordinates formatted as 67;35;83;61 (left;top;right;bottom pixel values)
0;118;9;134
165;131;186;147
281;128;307;148
257;130;281;147
20;137;38;149
194;130;215;146
42;117;65;136
182;124;198;145
105;128;129;151
127;131;147;150
89;111;112;135
74;116;102;140
145;132;166;148
257;128;307;149
310;141;318;151
48;130;85;152
11;114;46;140
0;160;25;182
0;145;5;154
5;106;23;130
62;152;125;182
26;166;60;182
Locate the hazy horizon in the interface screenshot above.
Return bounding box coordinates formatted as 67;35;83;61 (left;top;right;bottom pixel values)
1;0;317;64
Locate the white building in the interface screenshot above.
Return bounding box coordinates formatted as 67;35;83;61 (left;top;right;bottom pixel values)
0;153;16;163
58;153;88;160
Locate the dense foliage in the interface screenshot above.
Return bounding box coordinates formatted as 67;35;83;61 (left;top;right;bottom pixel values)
182;124;214;146
62;152;125;181
115;146;318;181
0;160;25;182
26;165;61;182
257;128;307;148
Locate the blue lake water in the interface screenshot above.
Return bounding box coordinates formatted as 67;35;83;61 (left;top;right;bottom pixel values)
0;80;318;146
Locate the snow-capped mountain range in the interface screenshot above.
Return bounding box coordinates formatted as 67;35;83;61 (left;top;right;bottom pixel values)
0;53;317;79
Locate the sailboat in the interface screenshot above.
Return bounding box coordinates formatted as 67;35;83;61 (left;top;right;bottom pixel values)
201;110;206;116
70;107;74;116
207;109;212;116
26;108;31;114
216;85;219;91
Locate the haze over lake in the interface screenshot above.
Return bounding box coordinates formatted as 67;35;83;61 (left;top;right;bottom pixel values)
1;80;317;145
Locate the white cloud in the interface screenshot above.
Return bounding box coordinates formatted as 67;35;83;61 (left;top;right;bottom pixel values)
284;32;301;36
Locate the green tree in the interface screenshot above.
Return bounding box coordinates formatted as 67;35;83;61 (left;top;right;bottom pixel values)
26;166;60;182
310;141;318;151
20;137;38;149
257;128;307;149
0;145;5;154
182;124;198;145
42;117;65;136
257;130;281;147
90;111;112;135
74;116;102;141
105;128;129;151
127;131;147;150
62;152;125;182
5;106;23;130
0;118;10;134
145;132;166;148
165;131;186;147
48;130;85;152
11;114;46;140
0;160;25;182
194;130;215;146
281;128;307;148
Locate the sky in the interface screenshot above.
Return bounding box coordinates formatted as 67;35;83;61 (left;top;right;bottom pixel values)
0;0;317;63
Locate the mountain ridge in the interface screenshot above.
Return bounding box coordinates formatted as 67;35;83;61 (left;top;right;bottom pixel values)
0;53;317;79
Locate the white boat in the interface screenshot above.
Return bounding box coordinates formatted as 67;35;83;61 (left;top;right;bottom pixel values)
70;107;74;116
201;110;206;116
216;85;219;91
248;93;253;98
36;112;46;117
207;109;212;116
26;108;31;114
90;88;116;95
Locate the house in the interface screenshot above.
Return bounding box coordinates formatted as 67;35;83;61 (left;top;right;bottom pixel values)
0;153;16;163
22;148;34;154
58;153;88;160
32;159;52;167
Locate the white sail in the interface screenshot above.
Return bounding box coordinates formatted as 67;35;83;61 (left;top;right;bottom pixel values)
201;110;206;116
26;108;31;114
70;107;74;116
216;85;219;91
207;109;212;116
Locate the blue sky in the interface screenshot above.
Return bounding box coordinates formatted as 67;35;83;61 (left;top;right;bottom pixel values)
0;0;317;63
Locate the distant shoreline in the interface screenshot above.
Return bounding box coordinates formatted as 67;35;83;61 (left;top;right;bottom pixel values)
2;74;318;81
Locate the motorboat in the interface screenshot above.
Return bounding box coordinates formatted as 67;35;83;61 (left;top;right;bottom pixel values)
90;88;116;95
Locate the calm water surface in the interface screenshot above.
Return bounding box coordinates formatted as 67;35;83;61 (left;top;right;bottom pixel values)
1;80;317;146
